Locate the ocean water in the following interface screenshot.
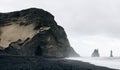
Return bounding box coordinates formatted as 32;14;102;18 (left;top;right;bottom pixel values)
66;57;120;70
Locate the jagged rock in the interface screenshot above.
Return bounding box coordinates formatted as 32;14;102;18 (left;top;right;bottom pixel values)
91;49;100;57
0;8;79;57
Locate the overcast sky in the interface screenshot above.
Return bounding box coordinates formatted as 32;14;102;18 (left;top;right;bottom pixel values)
1;0;120;56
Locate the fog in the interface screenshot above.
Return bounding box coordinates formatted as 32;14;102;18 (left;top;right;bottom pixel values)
0;0;120;56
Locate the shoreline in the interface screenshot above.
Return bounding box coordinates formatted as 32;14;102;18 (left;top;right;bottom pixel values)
67;57;120;70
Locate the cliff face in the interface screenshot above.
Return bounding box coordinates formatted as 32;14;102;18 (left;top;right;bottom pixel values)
0;8;79;57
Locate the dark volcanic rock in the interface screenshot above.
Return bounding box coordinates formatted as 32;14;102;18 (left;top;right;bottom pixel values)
91;49;100;57
0;8;79;57
110;50;113;57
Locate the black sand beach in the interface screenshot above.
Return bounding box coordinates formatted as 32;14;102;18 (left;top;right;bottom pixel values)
0;55;116;70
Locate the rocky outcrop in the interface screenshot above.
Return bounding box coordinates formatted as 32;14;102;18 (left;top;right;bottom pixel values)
110;50;113;57
0;8;79;57
91;49;100;57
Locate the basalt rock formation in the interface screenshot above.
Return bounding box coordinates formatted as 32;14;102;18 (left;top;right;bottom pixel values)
110;50;113;57
91;49;100;57
0;8;79;57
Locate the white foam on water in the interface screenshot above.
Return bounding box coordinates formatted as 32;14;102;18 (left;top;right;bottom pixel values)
66;57;120;70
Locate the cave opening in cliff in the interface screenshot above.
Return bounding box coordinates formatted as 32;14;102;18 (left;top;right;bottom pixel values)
35;46;42;56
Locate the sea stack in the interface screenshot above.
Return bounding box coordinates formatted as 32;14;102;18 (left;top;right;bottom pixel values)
91;49;100;57
0;8;79;57
110;50;113;57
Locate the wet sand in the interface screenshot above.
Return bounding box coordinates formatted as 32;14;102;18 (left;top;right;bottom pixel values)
0;55;116;70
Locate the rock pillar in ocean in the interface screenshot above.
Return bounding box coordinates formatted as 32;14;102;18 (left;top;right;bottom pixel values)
91;49;100;57
110;50;113;57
